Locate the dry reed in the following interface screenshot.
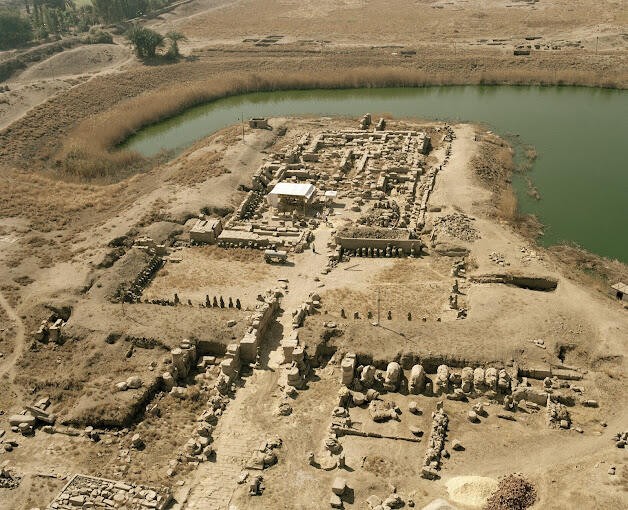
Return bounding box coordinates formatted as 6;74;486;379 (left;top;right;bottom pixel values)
60;67;624;179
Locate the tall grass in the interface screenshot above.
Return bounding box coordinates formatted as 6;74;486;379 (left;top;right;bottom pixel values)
61;66;622;179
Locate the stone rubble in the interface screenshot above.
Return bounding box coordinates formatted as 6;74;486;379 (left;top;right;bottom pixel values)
45;474;171;510
421;405;448;479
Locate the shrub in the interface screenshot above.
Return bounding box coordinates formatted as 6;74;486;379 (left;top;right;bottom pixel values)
83;28;114;45
0;9;33;50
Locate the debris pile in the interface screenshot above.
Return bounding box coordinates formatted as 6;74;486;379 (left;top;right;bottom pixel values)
421;405;448;479
612;430;627;448
46;474;171;510
484;474;537;510
489;252;509;266
0;463;20;489
546;399;571;429
434;213;479;242
8;396;55;436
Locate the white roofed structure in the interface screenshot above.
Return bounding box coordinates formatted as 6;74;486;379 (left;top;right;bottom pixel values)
267;182;317;211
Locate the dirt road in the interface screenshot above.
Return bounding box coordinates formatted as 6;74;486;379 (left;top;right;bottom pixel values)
0;290;26;378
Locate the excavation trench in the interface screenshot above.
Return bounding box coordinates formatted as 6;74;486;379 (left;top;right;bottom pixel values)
469;273;558;291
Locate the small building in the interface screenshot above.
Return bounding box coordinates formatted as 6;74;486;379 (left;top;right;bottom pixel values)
611;282;628;302
190;218;223;244
267;182;316;213
249;117;270;129
323;190;338;205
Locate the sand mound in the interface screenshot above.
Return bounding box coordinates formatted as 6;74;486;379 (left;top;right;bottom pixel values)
446;476;498;508
18;44;129;81
422;499;459;510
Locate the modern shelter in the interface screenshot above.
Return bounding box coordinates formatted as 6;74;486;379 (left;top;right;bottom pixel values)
267;182;316;213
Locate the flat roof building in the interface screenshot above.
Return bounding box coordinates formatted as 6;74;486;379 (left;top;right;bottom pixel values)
190;218;223;244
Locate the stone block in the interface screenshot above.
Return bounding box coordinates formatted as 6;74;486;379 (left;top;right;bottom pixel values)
330;493;343;508
9;414;36;427
332;477;346;496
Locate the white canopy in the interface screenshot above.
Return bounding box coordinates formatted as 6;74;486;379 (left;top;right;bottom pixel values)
269;182;316;200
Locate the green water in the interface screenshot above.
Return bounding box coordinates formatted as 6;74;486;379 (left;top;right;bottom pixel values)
123;86;628;262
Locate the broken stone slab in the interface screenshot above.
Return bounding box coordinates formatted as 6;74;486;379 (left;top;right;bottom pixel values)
126;376;143;389
332;477;347;496
409;425;423;437
330;492;343;508
351;392;366;406
25;405;56;425
115;381;128;392
131;434;144;449
367;495;383;509
8;414;36;427
421;466;439;480
408;401;422;414
384;494;404;508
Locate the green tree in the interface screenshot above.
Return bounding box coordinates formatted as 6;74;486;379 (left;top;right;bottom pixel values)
127;25;164;58
165;30;186;59
0;9;33;50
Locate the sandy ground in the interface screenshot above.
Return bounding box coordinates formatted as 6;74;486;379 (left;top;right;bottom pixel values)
164;0;628;51
2;117;624;509
0;1;626;508
0;42;133;130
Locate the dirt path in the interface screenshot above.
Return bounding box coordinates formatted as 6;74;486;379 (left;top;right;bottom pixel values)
183;226;333;509
0;42;134;131
0;290;26;378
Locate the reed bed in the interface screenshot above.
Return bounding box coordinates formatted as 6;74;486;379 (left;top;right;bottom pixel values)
61;67;623;180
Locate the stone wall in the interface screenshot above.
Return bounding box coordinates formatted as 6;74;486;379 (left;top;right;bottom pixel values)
336;236;423;253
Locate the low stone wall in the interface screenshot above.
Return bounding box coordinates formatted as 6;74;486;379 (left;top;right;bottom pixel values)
239;291;280;363
337;236;423;254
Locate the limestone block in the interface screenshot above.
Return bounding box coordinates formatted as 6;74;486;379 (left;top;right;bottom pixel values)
330;493;343;508
512;386;548;407
409;364;426;394
436;365;449;395
461;367;473;393
115;381;128;392
485;367;498;391
126;376;142;389
383;362;401;391
220;358;239;380
341;353;356;386
473;367;485;391
171;348;189;379
162;372;175;390
497;369;511;393
332;477;347;495
239;334;257;364
360;365;376;387
170;386;187;399
286;366;302;388
9;414;36;427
